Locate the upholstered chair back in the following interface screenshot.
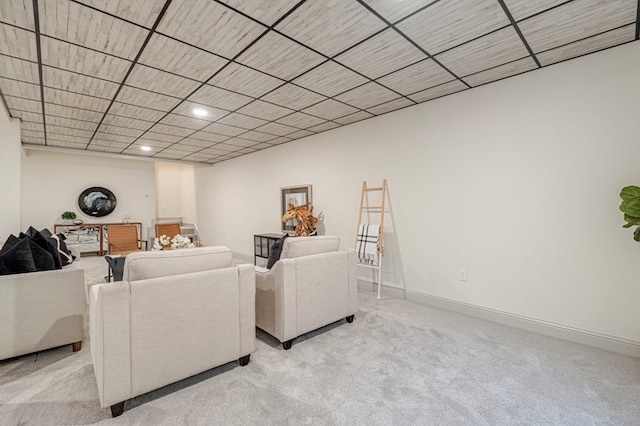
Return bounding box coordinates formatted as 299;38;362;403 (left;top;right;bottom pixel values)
279;235;340;260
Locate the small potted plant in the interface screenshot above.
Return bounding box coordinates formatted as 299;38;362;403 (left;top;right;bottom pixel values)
61;211;77;225
619;185;640;241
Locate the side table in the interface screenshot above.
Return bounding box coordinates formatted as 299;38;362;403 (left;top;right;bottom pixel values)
254;233;284;265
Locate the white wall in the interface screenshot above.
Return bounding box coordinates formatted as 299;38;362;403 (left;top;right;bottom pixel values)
195;41;640;345
21;150;156;239
155;162;198;224
0;118;22;244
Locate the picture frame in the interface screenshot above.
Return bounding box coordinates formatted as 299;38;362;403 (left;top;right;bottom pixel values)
281;184;312;233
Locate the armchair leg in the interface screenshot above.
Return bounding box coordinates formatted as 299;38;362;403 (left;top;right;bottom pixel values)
110;401;125;417
283;339;293;350
346;315;355;323
238;354;250;366
72;341;82;352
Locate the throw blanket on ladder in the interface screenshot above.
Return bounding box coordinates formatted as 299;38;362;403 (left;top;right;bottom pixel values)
356;224;379;265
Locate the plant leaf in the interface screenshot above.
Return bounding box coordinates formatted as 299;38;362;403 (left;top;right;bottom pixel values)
634;227;640;242
620;185;640;201
620;199;640;217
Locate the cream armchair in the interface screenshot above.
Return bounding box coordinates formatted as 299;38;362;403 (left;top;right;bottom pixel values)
90;246;255;417
255;235;357;350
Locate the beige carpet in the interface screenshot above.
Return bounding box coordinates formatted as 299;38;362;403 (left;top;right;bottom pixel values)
1;255;639;425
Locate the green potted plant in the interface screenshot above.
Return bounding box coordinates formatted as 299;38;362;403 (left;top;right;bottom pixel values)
619;185;640;241
61;211;77;225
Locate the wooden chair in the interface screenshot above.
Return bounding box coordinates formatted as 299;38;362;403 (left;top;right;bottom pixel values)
106;225;144;281
155;223;182;249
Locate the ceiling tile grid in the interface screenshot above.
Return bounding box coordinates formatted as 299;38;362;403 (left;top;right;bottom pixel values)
0;0;637;164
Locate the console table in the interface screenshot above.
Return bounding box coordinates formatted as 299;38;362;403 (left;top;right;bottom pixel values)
254;233;284;265
54;222;143;256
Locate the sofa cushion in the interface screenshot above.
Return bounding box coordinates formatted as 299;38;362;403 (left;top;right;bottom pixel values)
123;246;233;282
266;234;288;269
280;235;340;260
0;237;37;275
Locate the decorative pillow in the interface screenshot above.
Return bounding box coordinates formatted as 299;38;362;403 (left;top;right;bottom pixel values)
19;232;58;271
0;237;37;275
0;234;20;254
24;225;40;238
266;234;289;269
50;233;74;266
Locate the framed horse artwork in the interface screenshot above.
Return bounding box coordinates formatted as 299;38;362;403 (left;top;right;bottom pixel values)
280;185;312;234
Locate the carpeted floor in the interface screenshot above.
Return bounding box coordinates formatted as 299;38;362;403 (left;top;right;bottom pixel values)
1;255;639;425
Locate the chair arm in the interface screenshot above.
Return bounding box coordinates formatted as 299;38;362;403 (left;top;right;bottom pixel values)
237;264;256;357
255;259;297;342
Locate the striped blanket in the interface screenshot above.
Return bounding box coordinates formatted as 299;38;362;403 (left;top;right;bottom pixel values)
356;224;379;265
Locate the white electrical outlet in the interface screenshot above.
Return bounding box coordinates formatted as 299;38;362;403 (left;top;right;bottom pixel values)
459;269;467;281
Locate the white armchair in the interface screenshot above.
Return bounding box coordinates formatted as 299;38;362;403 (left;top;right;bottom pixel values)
255;235;357;350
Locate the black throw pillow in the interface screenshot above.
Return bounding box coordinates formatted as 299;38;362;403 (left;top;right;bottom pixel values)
51;233;74;266
0;237;37;275
266;234;289;269
25;226;40;238
39;228;53;238
19;232;57;271
0;234;20;254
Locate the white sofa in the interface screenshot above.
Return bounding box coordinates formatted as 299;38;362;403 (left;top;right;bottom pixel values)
255;235;357;349
0;248;85;361
90;246;255;417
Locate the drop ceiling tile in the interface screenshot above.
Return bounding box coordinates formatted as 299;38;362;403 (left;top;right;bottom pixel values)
301;99;359;121
251;142;275;150
537;25;635;67
0;57;39;84
148;123;193;137
172;101;229;121
216;0;294;26
217;112;268;130
133;139;173;149
181;153;214;161
261;84;327;111
96;124;145;138
22;136;45;145
12;111;43;123
189;131;230;143
501;0;567;21
366;97;415;115
45;103;104;122
78;0;166;28
266;137;292;145
0;0;35;29
236;31;326;80
201;122;246;137
236;100;294;121
22;122;45;132
377;59;454;95
89;139;129;150
122;146;157;156
255;122;299;137
208;143;240;152
224;138;259;148
48;140;88;149
153;151;186;160
116;86;182;111
408;80;467;103
276;1;386;57
519;0;636;53
335;29;425;79
333;111;374;125
139;33;228;82
180;138;216;148
127;64;201;99
235;130;277;143
101;114;155;131
276;112;325;128
209;62;284;98
0;78;40;99
362;0;437;24
160;145;199;154
397;0;509;55
463;57;538;87
157;0;265;58
188;84;253;111
285;129;313;139
40;37;131;81
199;147;233;156
21;129;46;139
89;144;126;153
292;61;369;97
5;96;41;114
334;82;399;110
42;66;119;99
307;122;340;133
46;116;97;131
93;132;136;144
435;26;530;77
159;114;210;130
40;0;148;60
0;25;37;61
110;102;167;122
44;87;110;111
47;133;90;144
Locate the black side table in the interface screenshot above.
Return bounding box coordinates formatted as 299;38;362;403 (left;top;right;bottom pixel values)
254;233;284;265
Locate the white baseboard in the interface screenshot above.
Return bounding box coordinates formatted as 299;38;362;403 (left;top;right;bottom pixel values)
358;279;640;358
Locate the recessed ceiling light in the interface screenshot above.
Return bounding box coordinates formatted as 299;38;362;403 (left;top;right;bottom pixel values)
193;108;208;117
140;146;152;151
